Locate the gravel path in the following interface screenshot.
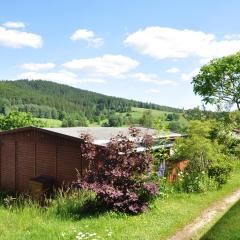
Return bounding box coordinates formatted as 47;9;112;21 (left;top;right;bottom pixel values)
168;189;240;240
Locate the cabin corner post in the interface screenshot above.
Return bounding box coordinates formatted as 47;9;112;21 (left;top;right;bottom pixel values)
0;139;2;188
34;129;37;177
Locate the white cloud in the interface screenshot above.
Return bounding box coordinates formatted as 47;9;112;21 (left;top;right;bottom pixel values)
2;21;25;29
146;88;161;94
0;26;43;48
63;54;139;77
166;67;180;73
132;72;176;86
181;68;200;81
71;29;94;40
224;34;240;40
71;28;103;48
17;71;105;85
21;62;55;71
124;26;240;60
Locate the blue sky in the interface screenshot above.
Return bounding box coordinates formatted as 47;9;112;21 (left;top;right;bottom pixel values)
1;0;240;109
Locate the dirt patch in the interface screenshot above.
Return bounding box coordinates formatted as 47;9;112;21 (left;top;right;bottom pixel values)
168;189;240;240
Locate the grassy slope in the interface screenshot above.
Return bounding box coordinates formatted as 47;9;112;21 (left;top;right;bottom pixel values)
36;118;62;128
201;201;240;240
88;107;170;127
90;107;187;127
0;170;239;240
131;107;169;118
130;107;187;126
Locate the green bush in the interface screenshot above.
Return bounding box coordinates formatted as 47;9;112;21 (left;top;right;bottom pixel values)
208;161;233;186
173;171;218;193
234;144;240;158
171;120;235;193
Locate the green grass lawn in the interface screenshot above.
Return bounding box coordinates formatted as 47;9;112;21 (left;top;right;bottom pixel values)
201;200;240;240
89;107;168;127
90;107;186;127
129;107;187;129
0;169;240;240
130;107;168;120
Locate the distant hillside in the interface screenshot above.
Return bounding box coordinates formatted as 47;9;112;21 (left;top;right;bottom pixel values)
0;80;182;122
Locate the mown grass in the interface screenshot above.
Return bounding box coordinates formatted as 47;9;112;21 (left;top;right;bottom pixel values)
201;200;240;240
89;107;169;127
90;107;186;127
0;169;240;240
130;107;168;120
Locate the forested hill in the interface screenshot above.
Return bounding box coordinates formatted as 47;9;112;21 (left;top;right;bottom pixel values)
0;80;182;121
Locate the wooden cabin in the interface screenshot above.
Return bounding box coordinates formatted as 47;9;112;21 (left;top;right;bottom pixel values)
0;126;184;192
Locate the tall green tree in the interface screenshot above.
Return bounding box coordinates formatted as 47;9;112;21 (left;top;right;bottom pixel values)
192;52;240;110
140;110;154;128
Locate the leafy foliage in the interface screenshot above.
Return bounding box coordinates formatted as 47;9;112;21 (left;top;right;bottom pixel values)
229;110;240;127
102;114;123;127
140;110;154;128
175;171;218;193
76;128;158;214
0;112;44;130
172;120;234;192
208;162;233;186
183;107;227;121
192;52;240;110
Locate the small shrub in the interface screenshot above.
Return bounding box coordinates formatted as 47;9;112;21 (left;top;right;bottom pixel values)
175;171;218;193
208;161;233;186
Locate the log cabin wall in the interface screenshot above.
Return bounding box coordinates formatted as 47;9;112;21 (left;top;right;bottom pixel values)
0;128;87;192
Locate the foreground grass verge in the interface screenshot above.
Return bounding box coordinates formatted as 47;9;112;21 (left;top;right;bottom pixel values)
200;200;240;240
0;170;239;240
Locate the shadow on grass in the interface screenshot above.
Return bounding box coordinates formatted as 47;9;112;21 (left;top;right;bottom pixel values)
51;200;112;221
201;200;240;240
0;190;110;221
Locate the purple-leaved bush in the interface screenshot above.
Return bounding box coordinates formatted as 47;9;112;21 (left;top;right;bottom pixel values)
76;128;158;214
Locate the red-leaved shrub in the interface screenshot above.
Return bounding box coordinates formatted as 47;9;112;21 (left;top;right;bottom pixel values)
76;128;158;214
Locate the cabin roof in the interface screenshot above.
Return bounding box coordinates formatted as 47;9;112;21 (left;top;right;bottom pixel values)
0;126;185;146
43;127;184;144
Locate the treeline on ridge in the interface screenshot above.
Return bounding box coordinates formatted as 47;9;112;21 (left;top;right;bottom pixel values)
0;80;182;125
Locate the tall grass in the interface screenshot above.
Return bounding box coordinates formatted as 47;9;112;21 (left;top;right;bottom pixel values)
47;188;97;219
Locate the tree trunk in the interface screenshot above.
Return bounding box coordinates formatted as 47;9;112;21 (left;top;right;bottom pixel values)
237;102;240;111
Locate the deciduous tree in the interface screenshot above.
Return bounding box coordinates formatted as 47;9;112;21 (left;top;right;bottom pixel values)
192;53;240;110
